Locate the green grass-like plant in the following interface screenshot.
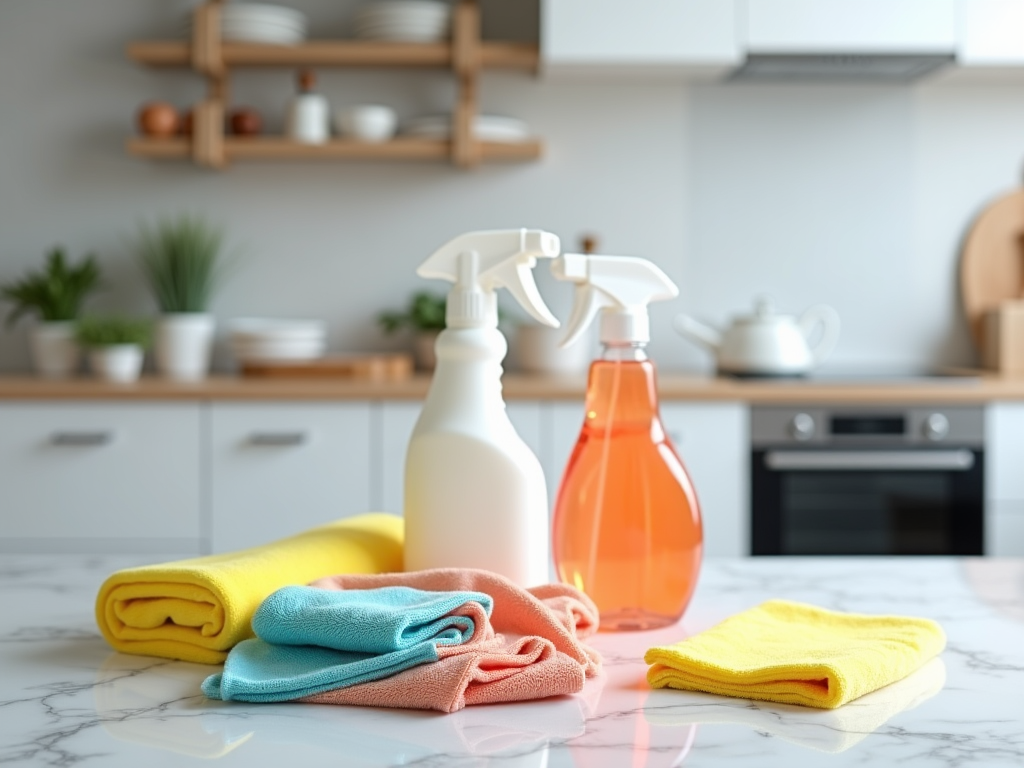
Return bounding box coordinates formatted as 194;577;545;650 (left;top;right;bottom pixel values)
76;316;152;349
137;214;227;313
0;248;101;326
378;291;447;334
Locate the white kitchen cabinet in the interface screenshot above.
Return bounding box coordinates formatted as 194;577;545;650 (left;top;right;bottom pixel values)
661;403;749;558
0;403;202;553
985;403;1024;501
987;500;1024;556
377;402;421;515
541;0;740;77
544;401;585;511
745;0;956;53
958;0;1024;65
209;403;372;552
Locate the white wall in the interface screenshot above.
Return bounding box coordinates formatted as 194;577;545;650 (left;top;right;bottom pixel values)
1;1;1023;374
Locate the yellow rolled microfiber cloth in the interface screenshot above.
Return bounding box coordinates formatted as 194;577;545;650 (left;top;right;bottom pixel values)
644;600;945;709
96;513;403;665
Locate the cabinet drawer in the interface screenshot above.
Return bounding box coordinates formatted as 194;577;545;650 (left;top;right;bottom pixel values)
0;403;202;548
210;403;372;552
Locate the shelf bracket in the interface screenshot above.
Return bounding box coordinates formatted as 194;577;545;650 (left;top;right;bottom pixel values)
191;0;228;168
452;0;481;169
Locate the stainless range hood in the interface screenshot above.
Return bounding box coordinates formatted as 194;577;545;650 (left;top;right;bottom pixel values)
731;53;955;83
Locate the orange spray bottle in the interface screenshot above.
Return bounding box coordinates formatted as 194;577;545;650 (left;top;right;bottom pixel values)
551;253;702;631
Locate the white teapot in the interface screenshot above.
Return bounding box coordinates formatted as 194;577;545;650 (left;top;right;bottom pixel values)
674;299;840;377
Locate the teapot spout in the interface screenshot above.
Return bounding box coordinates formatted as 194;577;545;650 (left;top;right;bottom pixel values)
673;314;722;351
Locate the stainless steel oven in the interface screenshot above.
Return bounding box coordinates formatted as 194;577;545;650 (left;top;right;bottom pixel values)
751;406;985;555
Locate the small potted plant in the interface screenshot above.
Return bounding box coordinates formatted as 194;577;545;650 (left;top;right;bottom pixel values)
378;291;446;370
0;248;101;378
76;316;152;383
137;214;229;381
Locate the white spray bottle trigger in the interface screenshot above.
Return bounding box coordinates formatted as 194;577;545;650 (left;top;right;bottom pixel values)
417;229;561;329
552;253;679;346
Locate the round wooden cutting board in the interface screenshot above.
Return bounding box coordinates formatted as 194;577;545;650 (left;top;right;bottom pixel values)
960;188;1024;348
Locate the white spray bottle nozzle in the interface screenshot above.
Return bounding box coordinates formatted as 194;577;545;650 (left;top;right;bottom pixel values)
418;229;561;329
551;253;678;347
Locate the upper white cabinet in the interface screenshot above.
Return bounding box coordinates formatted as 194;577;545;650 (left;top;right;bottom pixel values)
746;0;956;53
541;0;741;77
958;0;1024;65
209;403;372;552
0;403;202;553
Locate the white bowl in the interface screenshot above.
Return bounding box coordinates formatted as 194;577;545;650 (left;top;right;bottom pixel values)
228;318;326;342
335;105;398;142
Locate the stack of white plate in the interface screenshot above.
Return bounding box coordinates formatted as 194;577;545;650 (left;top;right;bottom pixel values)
185;4;308;45
228;318;327;363
352;1;451;42
402;114;530;142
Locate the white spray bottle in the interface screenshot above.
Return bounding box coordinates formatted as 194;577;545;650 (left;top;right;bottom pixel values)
404;229;561;586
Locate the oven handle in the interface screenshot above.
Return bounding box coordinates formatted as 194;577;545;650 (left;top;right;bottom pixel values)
764;450;975;471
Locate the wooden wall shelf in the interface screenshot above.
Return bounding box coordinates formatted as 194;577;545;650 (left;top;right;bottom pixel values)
127;40;539;71
126;0;542;170
127;136;542;162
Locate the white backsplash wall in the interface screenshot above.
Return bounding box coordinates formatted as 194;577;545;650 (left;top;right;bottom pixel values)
1;1;1023;374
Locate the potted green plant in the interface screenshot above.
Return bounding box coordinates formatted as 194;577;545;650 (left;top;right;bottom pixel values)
137;214;228;381
76;316;152;383
378;291;446;370
0;248;101;378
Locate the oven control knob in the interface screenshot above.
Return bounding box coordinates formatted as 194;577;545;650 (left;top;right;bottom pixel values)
789;413;816;441
923;413;950;442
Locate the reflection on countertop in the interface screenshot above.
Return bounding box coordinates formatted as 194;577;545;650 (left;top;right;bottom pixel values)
1;557;1022;766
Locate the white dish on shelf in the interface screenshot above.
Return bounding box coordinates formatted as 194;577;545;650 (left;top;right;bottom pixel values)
228;318;326;342
184;4;308;44
402;114;530;142
352;0;450;41
334;105;398;142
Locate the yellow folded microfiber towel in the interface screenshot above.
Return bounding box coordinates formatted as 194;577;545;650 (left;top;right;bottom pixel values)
644;599;946;709
95;513;403;665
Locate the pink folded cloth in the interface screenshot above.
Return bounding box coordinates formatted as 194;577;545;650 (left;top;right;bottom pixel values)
300;568;602;713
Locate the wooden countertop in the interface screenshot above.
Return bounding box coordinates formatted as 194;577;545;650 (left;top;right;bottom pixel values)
1;371;1023;402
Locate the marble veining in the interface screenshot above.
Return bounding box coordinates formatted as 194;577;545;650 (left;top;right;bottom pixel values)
1;556;1022;767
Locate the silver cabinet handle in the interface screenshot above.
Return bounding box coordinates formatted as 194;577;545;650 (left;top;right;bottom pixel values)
248;432;308;447
765;450;975;472
50;431;114;447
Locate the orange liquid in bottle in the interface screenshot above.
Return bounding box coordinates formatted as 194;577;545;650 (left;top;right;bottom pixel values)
552;353;702;631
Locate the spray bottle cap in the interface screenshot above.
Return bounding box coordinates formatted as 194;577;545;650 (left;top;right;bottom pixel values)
418;229;561;329
551;253;678;346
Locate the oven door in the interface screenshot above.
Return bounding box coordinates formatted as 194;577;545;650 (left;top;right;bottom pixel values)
751;448;984;555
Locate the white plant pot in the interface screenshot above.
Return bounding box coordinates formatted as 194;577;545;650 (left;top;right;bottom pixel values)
414;330;440;371
30;322;81;379
89;345;144;383
513;325;592;374
155;313;215;381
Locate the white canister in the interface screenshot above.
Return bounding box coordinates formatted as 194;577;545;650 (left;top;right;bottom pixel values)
30;322;80;378
513;325;591;374
155;313;215;381
89;345;144;383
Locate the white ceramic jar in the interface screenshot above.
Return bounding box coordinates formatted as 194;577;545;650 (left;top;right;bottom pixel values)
89;345;144;383
335;105;398;142
155;313;215;381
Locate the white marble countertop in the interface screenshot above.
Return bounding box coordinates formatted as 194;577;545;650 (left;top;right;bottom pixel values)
2;556;1022;767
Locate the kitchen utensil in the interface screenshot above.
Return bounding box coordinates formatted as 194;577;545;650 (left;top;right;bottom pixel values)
982;299;1024;373
960;188;1024;349
137;102;180;138
401;114;529;142
241;353;414;381
674;299;840;377
334;105;398;142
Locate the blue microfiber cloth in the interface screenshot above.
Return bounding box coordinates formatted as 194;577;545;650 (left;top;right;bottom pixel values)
202;585;492;703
